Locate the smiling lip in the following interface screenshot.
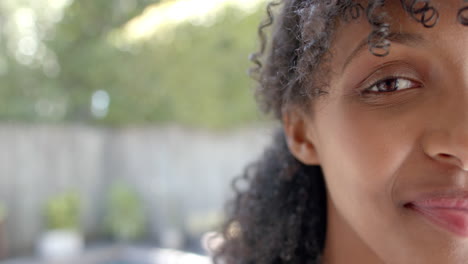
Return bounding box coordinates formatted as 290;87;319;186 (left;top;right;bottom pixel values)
406;195;468;237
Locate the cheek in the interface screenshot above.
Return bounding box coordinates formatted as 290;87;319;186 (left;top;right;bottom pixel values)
311;99;426;259
312;98;425;221
315;102;411;196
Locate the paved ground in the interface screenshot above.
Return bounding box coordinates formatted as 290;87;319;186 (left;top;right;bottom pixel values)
0;246;212;264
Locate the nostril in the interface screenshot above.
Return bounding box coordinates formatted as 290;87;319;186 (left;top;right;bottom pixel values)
422;131;468;171
435;153;466;170
436;153;453;162
436;152;456;163
439;153;452;158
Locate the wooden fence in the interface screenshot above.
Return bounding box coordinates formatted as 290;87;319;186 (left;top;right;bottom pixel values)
0;124;272;256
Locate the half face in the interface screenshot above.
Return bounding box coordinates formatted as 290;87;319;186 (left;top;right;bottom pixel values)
290;1;468;263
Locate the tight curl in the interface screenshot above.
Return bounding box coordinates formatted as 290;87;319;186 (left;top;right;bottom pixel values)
214;1;468;264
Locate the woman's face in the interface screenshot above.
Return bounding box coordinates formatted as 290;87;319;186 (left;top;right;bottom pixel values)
289;1;468;263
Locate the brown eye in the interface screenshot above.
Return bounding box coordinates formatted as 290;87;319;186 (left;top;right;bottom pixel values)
366;77;418;93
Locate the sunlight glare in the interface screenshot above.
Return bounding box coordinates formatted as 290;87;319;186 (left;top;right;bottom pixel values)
120;0;266;43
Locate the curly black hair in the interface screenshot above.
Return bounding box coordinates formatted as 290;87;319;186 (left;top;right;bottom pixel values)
214;1;468;264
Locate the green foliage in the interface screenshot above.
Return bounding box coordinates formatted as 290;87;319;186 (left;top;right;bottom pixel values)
45;192;81;230
0;1;265;129
104;182;146;242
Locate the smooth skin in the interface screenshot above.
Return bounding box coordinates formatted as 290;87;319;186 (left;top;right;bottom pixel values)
284;1;468;263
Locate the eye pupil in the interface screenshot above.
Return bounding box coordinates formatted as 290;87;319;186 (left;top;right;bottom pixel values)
377;79;398;92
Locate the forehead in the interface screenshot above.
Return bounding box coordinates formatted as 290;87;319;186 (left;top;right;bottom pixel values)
329;0;466;73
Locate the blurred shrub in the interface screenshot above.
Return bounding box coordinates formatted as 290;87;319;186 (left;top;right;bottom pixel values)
45;192;81;230
104;182;146;242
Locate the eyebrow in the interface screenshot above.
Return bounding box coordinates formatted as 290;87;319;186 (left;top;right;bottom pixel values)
342;32;426;72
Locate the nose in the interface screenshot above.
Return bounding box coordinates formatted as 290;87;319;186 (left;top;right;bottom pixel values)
421;52;468;170
422;113;468;172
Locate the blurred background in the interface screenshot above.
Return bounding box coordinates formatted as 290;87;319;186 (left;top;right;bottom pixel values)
0;0;273;263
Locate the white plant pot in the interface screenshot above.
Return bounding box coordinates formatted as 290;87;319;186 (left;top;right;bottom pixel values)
37;229;84;260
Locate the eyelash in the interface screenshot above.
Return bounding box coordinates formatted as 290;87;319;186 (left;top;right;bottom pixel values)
361;76;422;95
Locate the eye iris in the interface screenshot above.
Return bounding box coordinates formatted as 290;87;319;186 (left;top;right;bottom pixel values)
377;79;398;92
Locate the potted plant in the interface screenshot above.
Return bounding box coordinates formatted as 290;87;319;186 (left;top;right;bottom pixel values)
37;191;84;260
104;181;146;243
